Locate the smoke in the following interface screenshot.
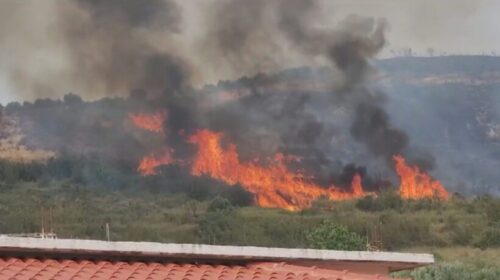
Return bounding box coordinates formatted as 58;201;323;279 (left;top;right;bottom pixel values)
199;0;422;178
58;0;191;96
0;0;191;100
276;1;386;91
199;0;283;77
199;0;385;90
350;102;408;164
0;0;434;190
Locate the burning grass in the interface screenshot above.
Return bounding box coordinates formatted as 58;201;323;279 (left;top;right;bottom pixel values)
129;111;449;211
129;111;167;133
188;129;366;211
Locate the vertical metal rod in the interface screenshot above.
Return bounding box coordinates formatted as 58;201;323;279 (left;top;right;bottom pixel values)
105;223;110;241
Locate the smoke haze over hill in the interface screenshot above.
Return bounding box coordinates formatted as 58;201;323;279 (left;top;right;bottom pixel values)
1;0;500;102
0;1;498;199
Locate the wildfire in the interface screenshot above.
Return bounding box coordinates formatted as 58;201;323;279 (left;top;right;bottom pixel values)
188;129;365;211
129;110;450;210
129;111;167;133
393;155;449;200
350;173;364;196
137;148;173;176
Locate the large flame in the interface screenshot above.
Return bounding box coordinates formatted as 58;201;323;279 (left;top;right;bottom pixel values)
393;155;449;200
188;129;365;211
130;110;171;175
137;148;173;176
128;110;450;210
129;111;167;133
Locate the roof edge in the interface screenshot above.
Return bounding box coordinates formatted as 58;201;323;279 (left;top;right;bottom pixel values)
0;237;433;266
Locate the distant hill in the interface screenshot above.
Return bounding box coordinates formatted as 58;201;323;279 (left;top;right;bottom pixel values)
377;55;500;76
1;55;499;195
376;56;500;194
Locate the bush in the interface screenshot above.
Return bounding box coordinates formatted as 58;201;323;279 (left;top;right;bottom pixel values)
378;212;440;249
306;221;365;251
356;195;383;211
355;191;402;212
221;184;253;207
198;197;236;244
483;196;500;224
474;228;500;249
393;262;500;280
378;190;403;210
207;197;234;213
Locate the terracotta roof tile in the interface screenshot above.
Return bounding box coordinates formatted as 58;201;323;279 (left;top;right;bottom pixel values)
0;258;396;280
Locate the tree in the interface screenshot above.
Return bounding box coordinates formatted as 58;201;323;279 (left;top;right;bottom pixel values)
5;102;21;114
207;196;234;213
63;93;83;105
306;221;365;251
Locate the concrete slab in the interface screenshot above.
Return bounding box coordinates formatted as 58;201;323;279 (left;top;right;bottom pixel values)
0;236;433;272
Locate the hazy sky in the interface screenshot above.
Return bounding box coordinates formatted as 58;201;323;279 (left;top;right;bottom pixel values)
1;0;499;103
328;0;500;56
180;0;500;56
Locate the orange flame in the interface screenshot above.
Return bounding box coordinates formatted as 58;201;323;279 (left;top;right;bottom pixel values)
393;155;449;200
129;110;450;209
137;148;173;176
129;111;167;133
350;173;364;197
188;129;365;211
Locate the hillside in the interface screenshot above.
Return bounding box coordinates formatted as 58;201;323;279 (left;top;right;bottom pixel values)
1;56;499;196
377;56;500;195
378;55;500;76
0;55;499;279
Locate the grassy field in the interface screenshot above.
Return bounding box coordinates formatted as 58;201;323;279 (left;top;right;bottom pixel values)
403;246;500;266
0;180;499;279
0;181;498;249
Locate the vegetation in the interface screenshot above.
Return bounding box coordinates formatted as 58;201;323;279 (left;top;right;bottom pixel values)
0;55;498;279
0;157;498;251
0;157;498;279
306;221;365;250
393;262;500;280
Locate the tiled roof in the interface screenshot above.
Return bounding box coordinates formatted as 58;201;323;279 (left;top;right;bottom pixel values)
0;258;395;280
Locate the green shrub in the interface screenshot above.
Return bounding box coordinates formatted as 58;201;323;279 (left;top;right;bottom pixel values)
356;195;384;211
355;191;402;212
378;190;403;210
198;199;236;244
475;228;500;249
306;221;365;251
207;197;234;213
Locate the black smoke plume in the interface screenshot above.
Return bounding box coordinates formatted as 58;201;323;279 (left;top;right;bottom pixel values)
199;0;423;178
0;0;436;191
59;0;190;95
350;102;409;164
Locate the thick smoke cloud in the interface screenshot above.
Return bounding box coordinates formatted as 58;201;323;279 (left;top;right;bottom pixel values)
199;0;422;179
0;0;434;190
62;0;201;161
199;0;283;76
59;0;190;95
276;1;386;90
0;0;191;99
350;102;408;163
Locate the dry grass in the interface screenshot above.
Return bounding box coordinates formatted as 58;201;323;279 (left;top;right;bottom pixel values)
0;118;54;162
402;246;500;266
